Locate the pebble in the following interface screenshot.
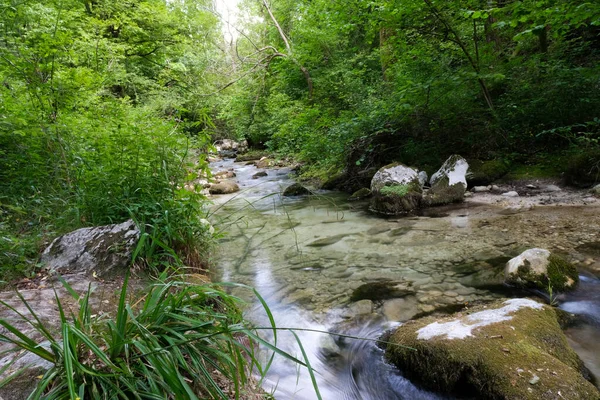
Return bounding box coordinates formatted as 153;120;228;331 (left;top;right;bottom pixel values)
529;375;540;385
444;291;459;297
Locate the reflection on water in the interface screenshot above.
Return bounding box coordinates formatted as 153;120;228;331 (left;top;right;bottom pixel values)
211;159;600;398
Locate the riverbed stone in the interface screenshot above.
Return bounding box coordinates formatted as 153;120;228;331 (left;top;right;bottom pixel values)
209;181;240;194
385;298;599;399
504;248;579;292
382;296;419;321
214;170;236;179
252;171;268;179
41;219;139;277
306;234;349;247
282;183;311;196
350;281;414;302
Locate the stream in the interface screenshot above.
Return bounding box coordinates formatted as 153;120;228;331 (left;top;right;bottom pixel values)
210;158;600;399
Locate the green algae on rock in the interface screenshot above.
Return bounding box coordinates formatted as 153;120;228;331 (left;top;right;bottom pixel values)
385;299;599;399
349;187;372;200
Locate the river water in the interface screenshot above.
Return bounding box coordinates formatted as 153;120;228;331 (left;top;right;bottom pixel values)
210;159;600;399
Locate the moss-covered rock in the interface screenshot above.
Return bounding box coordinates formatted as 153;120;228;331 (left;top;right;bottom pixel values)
235;150;269;162
467;159;510;186
564;148;600;187
369;163;423;214
385;299;599;399
348;187;372;200
504;248;579;292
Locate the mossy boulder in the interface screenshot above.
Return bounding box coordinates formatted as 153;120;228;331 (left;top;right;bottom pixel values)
385;299;599;399
282;183;311;196
504;248;579;292
564;149;600;187
467;159;510;186
235;150;269;162
369;163;423;214
349;187;372;200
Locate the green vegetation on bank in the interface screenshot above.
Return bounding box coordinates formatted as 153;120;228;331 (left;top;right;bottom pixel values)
218;0;600;185
0;0;225;280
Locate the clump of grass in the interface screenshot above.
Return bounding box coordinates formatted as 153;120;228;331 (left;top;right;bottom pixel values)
0;274;320;399
380;184;410;197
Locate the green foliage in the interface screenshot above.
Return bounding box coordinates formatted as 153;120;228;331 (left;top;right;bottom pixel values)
0;275;319;399
219;0;600;183
0;0;222;278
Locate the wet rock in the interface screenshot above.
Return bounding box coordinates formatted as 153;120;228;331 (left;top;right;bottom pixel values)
502;191;519;197
576;241;600;257
385;299;599;399
350;281;414;302
214;170;236;179
319;335;342;359
472;185;490;193
505;248;579;292
255;157;273;169
347;299;374;315
366;225;391;235
349;188;372;200
252;171;268;179
591;184;600;196
209;181;240;194
382;296;419;321
306;234;349;247
41;219;139;277
369;163;423;215
282;183;311;196
424;155;468;206
235;151;268;162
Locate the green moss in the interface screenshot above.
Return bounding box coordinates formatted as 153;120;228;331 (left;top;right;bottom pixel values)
380;184;410;197
385;301;599;399
546;254;579;292
423;177;465;206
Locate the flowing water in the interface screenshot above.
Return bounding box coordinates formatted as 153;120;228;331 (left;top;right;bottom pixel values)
210;159;600;399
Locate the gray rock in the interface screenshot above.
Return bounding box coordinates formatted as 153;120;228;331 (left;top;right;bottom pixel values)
41;219;139;277
418;171;428;187
209;181;240;194
348;299;374;315
501;191;519;197
424;155;468;206
591;184;600;196
472;186;490;192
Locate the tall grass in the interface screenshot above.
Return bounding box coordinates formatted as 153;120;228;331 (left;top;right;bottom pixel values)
0;274;320;399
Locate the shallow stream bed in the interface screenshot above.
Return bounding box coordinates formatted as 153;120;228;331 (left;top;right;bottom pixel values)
210;159;600;399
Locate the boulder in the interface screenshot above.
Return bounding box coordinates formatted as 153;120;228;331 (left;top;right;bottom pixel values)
348;188;371;200
592;184;600;196
252;171;268;179
502;191;519;197
255;157;273;169
214;170;236;179
235;151;269;162
209;181;240;194
424;155;468;206
41;219;139;277
282;183;311;196
385;298;599;399
369;163;423;214
504;248;579;292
